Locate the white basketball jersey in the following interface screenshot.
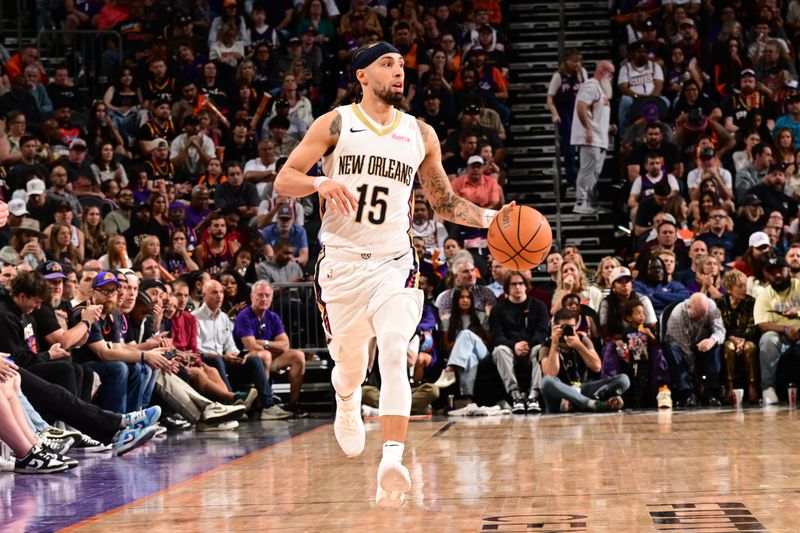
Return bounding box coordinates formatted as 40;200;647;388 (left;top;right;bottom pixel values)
319;103;426;254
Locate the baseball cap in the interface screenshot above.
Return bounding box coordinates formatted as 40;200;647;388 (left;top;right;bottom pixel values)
26;179;46;198
154;139;168;149
8;198;27;217
749;231;770;248
765;255;788;270
642;19;656;30
685;109;708;131
177;14;193;25
740;194;762;206
274;97;290;108
140;279;167;293
478;24;493;33
642;103;659;122
610;266;633;283
463;104;481;115
679;18;695;28
288;36;301;45
467;155;484;166
632;40;648;52
277;205;293;219
303;26;318;35
423;88;440;100
92;271;120;289
741;68;756;78
787;93;800;104
69;138;87;151
36;261;66;280
223;0;237;6
699;146;715;160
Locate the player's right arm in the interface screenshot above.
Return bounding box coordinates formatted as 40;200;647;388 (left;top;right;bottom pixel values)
274;110;358;215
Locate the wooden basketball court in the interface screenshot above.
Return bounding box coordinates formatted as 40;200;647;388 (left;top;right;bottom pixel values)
56;407;800;532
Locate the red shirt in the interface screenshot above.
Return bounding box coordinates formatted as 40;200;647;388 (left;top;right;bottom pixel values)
170;310;198;353
451;173;500;208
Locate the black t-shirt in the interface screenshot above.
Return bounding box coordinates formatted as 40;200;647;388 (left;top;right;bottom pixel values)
629;141;682;177
634;195;663;229
47;83;87;112
443;153;470;177
721;92;780;127
31;303;63;352
137;119;178;145
747;183;799;222
7;162;48;191
69;306;122;364
419;110;454;141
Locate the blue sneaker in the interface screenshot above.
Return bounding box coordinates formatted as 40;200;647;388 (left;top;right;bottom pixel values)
123;406;162;430
113;426;158;456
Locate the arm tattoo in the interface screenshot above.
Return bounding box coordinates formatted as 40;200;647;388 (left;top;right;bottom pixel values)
416;119;429;144
329;114;341;136
421;167;484;227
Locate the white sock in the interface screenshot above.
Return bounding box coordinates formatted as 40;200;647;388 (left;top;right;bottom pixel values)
382;441;404;463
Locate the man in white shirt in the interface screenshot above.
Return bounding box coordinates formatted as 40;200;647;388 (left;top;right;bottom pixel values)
571;60;615;214
243;139;277;200
193;280;291;419
617;40;664;138
170;115;215;179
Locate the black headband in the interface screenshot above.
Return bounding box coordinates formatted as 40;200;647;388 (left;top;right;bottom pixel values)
351;42;400;75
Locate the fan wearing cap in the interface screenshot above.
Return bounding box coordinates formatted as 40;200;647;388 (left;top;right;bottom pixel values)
261;204;308;267
441;101;504;163
617;40;664;137
686;145;734;203
68;271;170;413
274;40;516;507
451;155;501;209
753;255;800;405
721;69;779;134
745;163;799;222
0;198;28;244
137;99;177;157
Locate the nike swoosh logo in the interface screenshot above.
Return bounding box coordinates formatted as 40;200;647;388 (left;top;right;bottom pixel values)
350;127;367;133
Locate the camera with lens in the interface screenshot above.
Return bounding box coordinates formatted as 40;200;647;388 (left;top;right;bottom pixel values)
561;324;575;337
164;349;177;360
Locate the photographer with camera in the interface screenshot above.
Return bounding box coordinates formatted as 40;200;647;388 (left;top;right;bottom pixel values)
539;309;629;414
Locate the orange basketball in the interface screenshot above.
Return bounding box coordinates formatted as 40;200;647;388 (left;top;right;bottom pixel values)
487;206;552;271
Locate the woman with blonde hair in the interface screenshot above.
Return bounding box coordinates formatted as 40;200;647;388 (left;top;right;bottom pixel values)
99;234;131;270
551;260;602;314
686;254;724;298
562;244;590;275
592;256;621;300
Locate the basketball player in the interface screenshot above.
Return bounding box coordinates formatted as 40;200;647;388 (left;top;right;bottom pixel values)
274;42;513;507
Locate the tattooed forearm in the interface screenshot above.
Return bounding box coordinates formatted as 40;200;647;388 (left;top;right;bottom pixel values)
422;168;484;227
329;114;341;136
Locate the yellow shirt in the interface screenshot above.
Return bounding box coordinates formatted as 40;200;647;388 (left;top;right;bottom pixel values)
753;278;800;326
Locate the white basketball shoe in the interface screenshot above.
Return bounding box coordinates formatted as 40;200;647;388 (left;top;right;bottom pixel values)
334;387;365;457
375;459;412;508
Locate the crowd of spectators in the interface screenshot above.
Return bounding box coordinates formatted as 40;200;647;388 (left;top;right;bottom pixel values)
525;0;800;418
0;0;514;474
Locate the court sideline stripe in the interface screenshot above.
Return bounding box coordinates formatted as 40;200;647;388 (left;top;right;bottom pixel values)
59;424;330;533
